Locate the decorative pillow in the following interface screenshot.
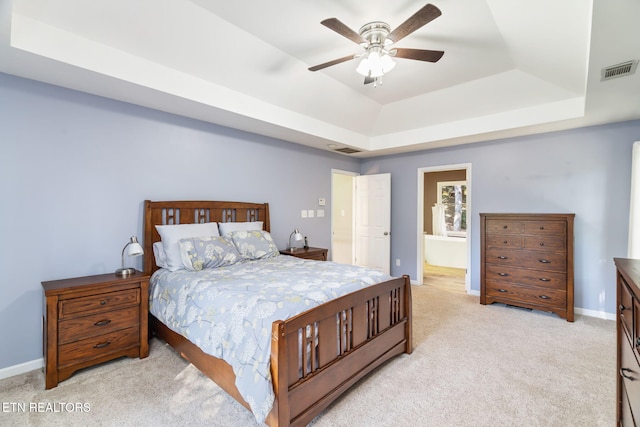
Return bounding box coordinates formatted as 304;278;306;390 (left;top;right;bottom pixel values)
179;236;242;271
155;222;220;271
152;242;170;269
228;230;279;260
218;221;263;236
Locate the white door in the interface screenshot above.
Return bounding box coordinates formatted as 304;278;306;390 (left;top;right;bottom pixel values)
355;173;391;274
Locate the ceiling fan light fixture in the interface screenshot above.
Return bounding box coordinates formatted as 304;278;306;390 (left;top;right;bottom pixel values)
356;50;395;77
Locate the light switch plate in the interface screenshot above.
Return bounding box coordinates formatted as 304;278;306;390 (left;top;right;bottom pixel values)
317;209;325;217
308;209;315;218
301;210;307;218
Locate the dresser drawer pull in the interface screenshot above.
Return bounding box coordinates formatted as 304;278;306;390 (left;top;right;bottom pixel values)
498;273;509;277
503;240;508;244
100;300;106;305
497;256;508;260
94;319;112;326
621;368;638;381
538;259;550;264
539;278;551;282
538;295;551;300
498;289;508;293
503;225;508;229
93;341;111;349
619;304;626;312
539;226;544;230
539;242;544;246
637;337;640;348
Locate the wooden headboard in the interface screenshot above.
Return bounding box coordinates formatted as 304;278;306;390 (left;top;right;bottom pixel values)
143;200;270;274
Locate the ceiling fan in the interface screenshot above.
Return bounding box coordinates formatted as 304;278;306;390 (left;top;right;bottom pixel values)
308;3;444;86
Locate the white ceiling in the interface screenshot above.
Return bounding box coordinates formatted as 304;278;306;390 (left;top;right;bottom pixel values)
1;0;639;157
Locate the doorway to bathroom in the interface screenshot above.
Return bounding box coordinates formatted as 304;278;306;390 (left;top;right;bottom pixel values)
417;164;471;293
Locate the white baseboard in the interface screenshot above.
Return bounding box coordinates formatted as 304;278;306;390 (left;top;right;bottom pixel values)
0;358;43;380
575;307;615;321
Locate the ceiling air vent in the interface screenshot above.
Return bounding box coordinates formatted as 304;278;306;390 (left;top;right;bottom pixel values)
334;147;361;154
601;60;638;81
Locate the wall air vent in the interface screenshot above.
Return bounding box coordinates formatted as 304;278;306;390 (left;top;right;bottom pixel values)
601;60;638;81
334;147;361;154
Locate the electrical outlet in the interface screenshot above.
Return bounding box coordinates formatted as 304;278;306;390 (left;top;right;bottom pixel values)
395;259;400;267
318;198;326;206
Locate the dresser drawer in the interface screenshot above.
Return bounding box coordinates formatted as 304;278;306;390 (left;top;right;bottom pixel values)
620;336;640;422
485;220;524;234
59;288;140;319
486;281;567;308
485;264;566;290
485;248;567;272
620;279;634;340
523;235;566;252
486;235;522;249
58;306;140;345
524;221;566;236
58;326;140;367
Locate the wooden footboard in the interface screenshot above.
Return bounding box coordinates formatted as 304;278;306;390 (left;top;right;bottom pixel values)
268;275;412;427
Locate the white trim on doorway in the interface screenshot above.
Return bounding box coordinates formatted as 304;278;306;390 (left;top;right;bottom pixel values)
417;163;474;294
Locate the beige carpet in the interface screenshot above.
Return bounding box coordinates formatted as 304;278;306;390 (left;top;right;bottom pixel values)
0;284;615;426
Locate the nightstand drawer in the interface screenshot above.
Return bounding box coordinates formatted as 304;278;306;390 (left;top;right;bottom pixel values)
59;288;140;319
58;326;140;367
58;306;140;345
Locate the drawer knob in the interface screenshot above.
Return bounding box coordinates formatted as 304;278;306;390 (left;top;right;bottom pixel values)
539;242;545;246
93;341;111;349
637;337;640;347
621;368;637;381
503;240;508;244
539;278;551;282
540;226;545;230
538;295;551;300
100;300;106;305
538;259;550;264
94;319;112;326
498;272;509;277
620;304;626;312
503;225;508;229
498;289;508;293
498;256;508;260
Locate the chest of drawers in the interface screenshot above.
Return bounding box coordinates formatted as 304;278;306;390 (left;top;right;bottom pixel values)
42;271;150;389
480;213;575;321
614;258;640;425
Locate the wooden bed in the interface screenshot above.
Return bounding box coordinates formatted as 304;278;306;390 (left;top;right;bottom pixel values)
143;200;412;427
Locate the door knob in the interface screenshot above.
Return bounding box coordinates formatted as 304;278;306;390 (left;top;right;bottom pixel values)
384;231;390;236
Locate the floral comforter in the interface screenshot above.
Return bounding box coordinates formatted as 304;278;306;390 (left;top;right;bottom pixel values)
149;255;391;424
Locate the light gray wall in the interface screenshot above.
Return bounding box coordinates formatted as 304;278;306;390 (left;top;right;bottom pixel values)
0;73;360;370
2;70;639;371
362;121;640;315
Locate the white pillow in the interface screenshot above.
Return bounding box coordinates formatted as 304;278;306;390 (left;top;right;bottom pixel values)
153;241;170;269
155;222;220;271
218;221;263;236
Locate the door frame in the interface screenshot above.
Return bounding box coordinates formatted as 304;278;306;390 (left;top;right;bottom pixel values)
417;163;472;293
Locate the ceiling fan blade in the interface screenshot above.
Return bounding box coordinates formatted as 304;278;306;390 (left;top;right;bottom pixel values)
387;3;442;44
308;55;356;72
321;18;367;45
393;48;444;62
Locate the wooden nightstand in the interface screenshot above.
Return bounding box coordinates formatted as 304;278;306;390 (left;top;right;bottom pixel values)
41;270;150;389
280;247;328;261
